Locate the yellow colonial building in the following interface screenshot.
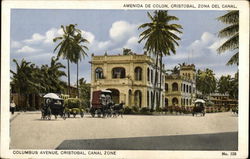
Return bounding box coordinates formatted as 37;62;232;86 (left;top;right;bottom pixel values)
165;64;196;107
90;53;165;109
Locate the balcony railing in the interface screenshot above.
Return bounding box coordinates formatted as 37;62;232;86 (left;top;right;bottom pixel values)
92;54;154;63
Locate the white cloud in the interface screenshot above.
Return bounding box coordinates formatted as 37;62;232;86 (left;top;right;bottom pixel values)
97;41;112;50
208;38;227;53
81;30;95;44
109;21;137;42
200;32;216;44
17;46;40;53
123;36;142;53
23;33;45;44
23;28;63;45
44;28;59;44
11;40;22;48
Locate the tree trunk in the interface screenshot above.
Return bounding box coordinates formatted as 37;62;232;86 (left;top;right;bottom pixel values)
67;59;71;97
152;52;159;111
77;60;79;98
157;53;163;110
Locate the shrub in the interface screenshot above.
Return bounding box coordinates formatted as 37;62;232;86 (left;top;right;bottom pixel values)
140;107;150;113
131;106;139;113
64;98;81;109
124;106;132;114
156;107;162;112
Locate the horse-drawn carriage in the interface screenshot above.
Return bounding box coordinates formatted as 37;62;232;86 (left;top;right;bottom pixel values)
192;99;206;116
41;93;66;120
90;90;124;117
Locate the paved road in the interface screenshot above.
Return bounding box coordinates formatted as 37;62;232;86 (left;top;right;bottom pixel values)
10;112;238;150
56;132;238;150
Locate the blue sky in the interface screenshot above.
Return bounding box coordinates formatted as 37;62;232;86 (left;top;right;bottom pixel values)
10;9;238;84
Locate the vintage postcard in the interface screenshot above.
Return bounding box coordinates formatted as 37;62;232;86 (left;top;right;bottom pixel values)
1;0;249;159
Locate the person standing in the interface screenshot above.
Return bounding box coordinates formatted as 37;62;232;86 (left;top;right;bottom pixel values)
10;99;16;115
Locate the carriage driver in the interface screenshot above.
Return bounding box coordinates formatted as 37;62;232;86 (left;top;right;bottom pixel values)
100;94;107;106
106;94;113;105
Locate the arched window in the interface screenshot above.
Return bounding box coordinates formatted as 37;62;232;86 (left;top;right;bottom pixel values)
95;67;103;79
112;67;126;78
147;91;149;107
183;84;186;92
189;99;192;105
172;97;178;106
147;68;150;82
172;83;178;91
151;70;153;83
165;98;168;107
186;99;188;106
151;91;154;108
135;67;142;81
107;89;120;104
189;86;192;94
128;89;132;106
162;95;164;107
134;90;142;108
165;83;168;91
156;92;159;106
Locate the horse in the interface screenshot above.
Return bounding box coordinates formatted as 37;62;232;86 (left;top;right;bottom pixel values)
41;105;51;120
111;103;124;117
41;100;66;120
192;105;205;116
232;106;238;115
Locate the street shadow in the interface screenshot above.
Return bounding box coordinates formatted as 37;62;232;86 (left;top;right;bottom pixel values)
56;132;238;150
34;118;65;121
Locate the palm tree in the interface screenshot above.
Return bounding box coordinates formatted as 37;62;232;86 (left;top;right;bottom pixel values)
217;11;239;65
123;48;133;55
11;59;38;108
196;68;217;97
138;10;182;110
53;24;81;96
71;33;89;98
217;75;231;94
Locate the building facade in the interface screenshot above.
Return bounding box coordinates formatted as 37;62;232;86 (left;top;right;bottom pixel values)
90;53;165;109
209;93;238;108
165;64;196;107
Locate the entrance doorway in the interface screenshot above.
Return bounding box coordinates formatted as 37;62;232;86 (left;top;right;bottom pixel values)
107;89;120;104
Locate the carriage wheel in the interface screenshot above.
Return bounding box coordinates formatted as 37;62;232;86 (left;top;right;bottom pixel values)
97;109;102;118
63;115;66;120
80;112;84;118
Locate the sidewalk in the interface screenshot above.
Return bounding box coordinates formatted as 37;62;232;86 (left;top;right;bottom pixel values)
10;112;21;122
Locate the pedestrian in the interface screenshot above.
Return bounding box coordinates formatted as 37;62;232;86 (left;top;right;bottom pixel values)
10;99;16;115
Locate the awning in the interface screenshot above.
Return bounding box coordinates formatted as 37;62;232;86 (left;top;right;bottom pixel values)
43;93;62;100
194;99;205;103
101;90;112;93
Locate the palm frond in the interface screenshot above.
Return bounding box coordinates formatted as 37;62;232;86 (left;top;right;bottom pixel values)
217;10;239;24
217;33;238;53
218;24;238;38
226;52;238;65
